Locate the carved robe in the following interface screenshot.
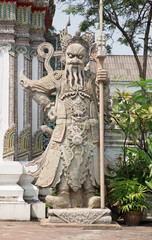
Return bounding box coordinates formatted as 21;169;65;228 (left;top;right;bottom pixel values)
28;70;100;192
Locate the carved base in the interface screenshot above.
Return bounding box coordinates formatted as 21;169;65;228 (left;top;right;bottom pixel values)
40;221;121;230
47;208;112;224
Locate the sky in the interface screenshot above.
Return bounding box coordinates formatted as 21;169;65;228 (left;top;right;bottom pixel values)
52;2;134;55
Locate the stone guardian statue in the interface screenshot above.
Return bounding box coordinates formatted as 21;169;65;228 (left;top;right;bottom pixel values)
20;29;101;209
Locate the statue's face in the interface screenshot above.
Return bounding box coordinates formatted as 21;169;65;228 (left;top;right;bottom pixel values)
65;43;86;88
66;43;86;67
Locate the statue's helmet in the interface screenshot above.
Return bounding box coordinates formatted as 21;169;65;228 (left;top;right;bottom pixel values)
59;27;95;65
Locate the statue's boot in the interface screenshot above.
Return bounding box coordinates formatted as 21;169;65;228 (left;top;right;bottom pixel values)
88;196;101;208
45;191;70;209
88;185;107;208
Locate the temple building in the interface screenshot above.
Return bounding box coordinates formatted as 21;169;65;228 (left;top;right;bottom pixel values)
0;0;55;161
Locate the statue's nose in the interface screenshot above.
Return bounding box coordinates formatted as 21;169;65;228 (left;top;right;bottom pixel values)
73;56;79;63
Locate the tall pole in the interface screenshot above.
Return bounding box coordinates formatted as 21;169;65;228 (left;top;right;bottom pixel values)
99;0;103;35
96;0;107;209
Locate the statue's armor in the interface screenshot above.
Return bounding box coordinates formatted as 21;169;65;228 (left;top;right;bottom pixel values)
34;72;100;192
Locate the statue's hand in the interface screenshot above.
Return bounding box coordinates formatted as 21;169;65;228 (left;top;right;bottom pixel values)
96;68;107;83
20;70;30;90
96;68;102;82
41;125;52;135
48;107;56;122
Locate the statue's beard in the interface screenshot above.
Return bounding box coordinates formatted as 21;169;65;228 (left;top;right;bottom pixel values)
65;64;85;88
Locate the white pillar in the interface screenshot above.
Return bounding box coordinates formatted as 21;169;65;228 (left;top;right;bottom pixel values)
17;52;24;134
0;47;9;160
32;55;38;135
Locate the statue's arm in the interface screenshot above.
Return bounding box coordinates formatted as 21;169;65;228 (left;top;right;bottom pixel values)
20;70;56;109
20;70;55;94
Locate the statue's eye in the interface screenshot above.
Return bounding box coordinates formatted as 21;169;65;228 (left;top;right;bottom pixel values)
78;55;83;59
68;54;73;58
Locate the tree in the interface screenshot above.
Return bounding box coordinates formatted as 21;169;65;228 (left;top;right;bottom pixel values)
111;79;152;190
56;0;152;79
112;79;152;154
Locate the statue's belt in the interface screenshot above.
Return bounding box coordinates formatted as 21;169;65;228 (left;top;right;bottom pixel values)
56;119;99;125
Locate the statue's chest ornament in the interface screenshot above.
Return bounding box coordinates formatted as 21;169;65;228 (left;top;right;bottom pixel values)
71;101;89;122
60;85;92;100
66;96;90;122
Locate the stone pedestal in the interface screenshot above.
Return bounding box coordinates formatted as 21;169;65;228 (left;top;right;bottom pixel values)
0;202;30;221
0;161;30;220
18;161;39;202
47;208;112;224
0;161;24;202
31;202;46;219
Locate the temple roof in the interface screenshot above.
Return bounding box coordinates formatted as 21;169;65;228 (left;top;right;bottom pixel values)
0;0;50;6
6;0;51;8
0;0;55;32
90;55;152;82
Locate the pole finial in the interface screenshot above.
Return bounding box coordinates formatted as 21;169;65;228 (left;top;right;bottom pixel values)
97;0;107;57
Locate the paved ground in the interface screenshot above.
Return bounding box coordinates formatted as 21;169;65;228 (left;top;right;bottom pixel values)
0;221;152;240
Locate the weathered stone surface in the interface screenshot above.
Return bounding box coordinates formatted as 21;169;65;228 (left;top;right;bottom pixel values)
48;208;112;224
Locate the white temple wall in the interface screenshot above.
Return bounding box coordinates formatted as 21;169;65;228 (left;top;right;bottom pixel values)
109;81;138;96
32;56;38;135
17;52;24;134
0;48;9;160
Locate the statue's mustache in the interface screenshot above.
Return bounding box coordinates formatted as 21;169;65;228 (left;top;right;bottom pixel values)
68;60;81;65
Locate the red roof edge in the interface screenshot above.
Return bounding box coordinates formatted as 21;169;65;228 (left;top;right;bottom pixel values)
17;1;33;7
0;0;16;2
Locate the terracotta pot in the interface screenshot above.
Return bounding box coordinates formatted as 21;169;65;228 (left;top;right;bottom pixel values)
124;211;143;226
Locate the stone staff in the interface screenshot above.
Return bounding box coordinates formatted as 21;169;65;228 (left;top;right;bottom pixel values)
96;0;107;209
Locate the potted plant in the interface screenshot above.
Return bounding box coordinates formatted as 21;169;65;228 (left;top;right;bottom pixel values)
108;180;149;225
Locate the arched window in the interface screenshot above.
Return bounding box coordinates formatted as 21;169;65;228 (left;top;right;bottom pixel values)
19;8;23;23
23;8;26;23
38;13;41;28
34;13;37;28
3;3;7;20
8;4;11;19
